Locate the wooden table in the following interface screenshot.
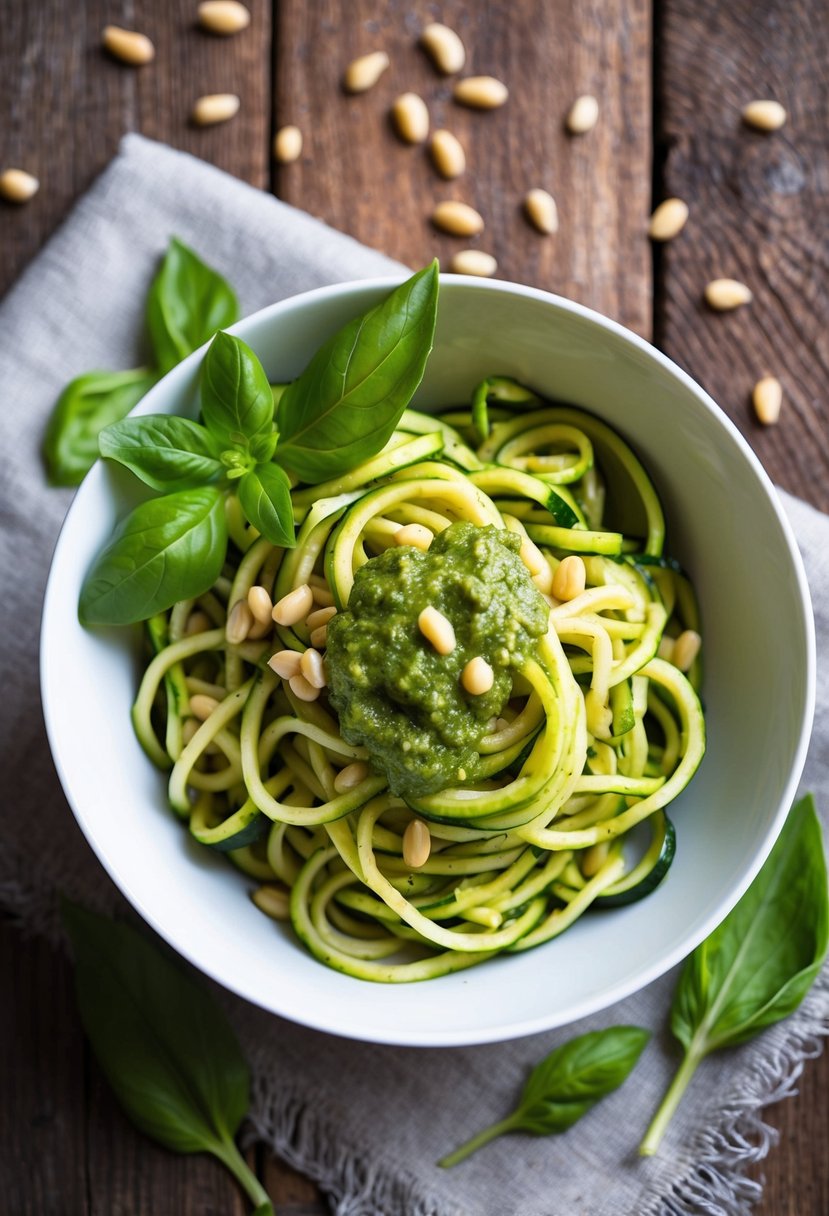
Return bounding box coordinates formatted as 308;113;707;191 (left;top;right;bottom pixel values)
2;1;828;1211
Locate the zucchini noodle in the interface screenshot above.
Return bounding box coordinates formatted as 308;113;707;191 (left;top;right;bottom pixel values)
133;384;705;983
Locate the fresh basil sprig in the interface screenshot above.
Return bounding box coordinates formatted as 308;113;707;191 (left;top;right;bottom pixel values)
438;1025;649;1168
43;238;238;486
640;793;829;1156
62;902;273;1214
276;260;439;481
81;265;440;627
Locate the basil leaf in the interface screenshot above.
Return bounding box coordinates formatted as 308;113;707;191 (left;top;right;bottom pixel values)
276;261;439;481
99;415;224;491
201;331;275;450
79;486;227;626
237;462;296;548
43;368;158;486
147;237;239;374
438;1025;649;1167
62;902;273;1212
641;794;829;1156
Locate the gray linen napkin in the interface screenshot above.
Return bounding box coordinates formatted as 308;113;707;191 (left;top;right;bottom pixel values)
2;134;827;1216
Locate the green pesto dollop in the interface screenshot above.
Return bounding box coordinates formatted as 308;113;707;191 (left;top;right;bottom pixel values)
326;521;549;797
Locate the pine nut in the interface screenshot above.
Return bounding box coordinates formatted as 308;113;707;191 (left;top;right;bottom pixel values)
402;818;432;868
190;693;220;720
742;99;787;132
252;884;290;921
392;93;430;144
182;718;200;746
268;649;302;678
102;25;155;65
449;249;497;277
274;124;303;163
420;23;466;74
288;672;320;702
247;617;273;640
306;605;337;631
657;635;675;662
334;761;370;793
309;625;329;649
462;656;494;695
394;523;433;550
672;629;701;672
226;599;254;644
245;585;272;625
430;129;466;179
519;537;546;577
343;51;389;94
0;169;39;203
300;647;327;689
197;1;250;34
552;555;586;601
273;583;314;625
431;201;484;236
184;610;212;636
566;94;599;134
418;606;456;654
704;279;752;310
581;841;610;877
192;94;241;126
311;583;335;607
524;188;558;235
648;198;689;242
453;76;508;109
752;376;783;425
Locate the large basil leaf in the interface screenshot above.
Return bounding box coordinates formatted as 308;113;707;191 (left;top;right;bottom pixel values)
641;794;828;1155
43;367;158;486
79;486;227;625
147;237;239;374
200;331;275;450
672;793;828;1052
99;414;223;491
63;903;273;1212
237;462;296;547
439;1025;648;1167
276;262;439;482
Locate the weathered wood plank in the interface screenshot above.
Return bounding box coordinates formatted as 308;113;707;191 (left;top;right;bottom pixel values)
751;1045;829;1216
274;0;653;337
0;922;88;1214
0;0;271;301
657;0;829;509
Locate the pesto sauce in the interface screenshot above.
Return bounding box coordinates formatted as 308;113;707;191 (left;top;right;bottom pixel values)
326;521;549;796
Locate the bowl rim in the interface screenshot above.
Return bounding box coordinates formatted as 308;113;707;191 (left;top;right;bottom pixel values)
41;273;816;1046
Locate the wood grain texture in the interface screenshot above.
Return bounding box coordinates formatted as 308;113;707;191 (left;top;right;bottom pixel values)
273;0;653;337
0;0;271;300
657;0;829;509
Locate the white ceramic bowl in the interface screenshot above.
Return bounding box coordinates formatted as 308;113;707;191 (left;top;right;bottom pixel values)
41;277;815;1046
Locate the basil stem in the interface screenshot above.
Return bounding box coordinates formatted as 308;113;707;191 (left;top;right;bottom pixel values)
640;793;828;1156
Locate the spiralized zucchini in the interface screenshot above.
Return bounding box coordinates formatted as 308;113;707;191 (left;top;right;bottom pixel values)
133;382;705;983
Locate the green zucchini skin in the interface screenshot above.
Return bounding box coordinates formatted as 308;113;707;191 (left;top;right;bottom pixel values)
593;813;676;908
